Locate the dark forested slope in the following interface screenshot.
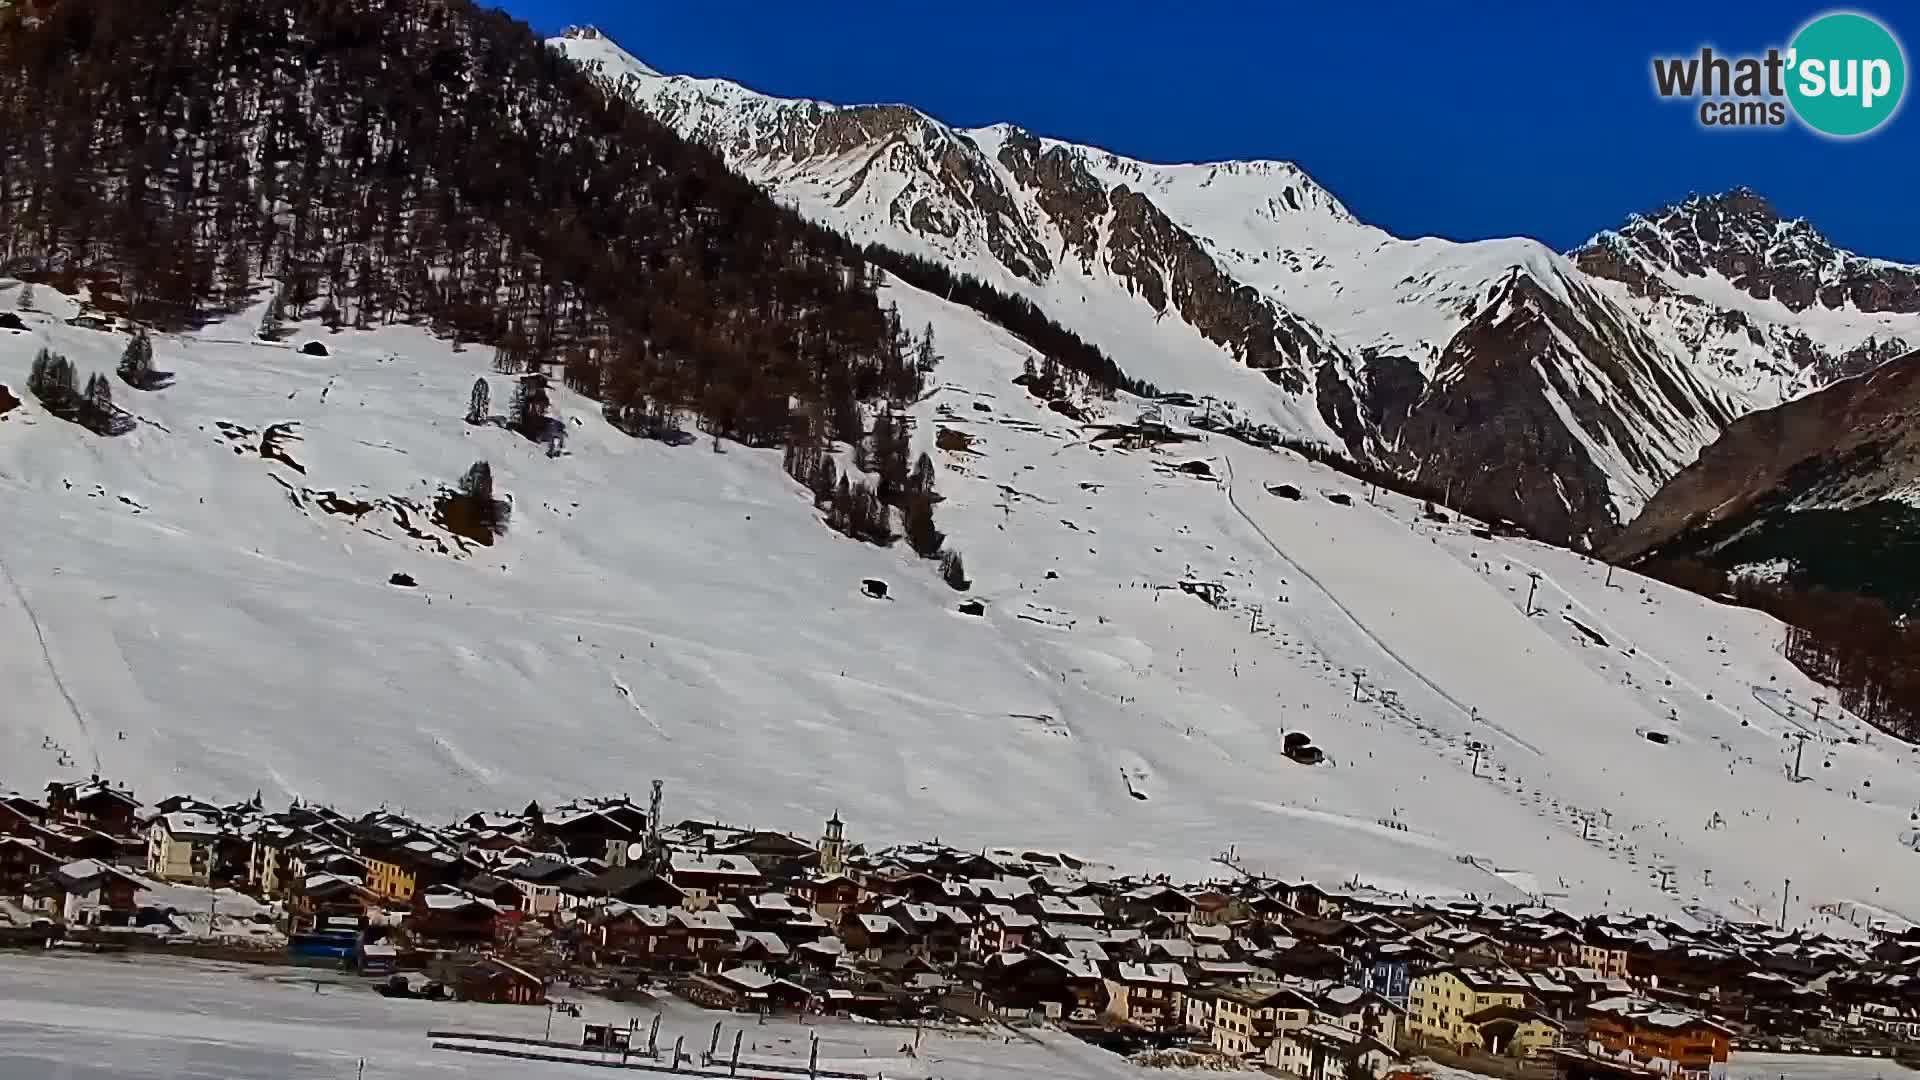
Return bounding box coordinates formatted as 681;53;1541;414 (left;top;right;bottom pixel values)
0;0;922;442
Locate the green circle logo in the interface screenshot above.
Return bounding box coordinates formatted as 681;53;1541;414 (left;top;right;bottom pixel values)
1786;11;1907;137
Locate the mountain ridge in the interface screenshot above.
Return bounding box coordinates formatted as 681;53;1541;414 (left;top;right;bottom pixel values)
550;28;1920;548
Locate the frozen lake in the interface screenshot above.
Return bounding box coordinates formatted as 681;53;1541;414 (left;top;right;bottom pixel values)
0;953;1176;1080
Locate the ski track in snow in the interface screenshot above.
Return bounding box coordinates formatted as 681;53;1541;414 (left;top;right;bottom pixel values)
1221;455;1545;758
0;550;101;774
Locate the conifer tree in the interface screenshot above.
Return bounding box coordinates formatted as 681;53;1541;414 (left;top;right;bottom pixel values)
466;378;490;425
905;495;943;558
117;329;154;389
915;323;939;375
940;549;970;591
460;460;494;503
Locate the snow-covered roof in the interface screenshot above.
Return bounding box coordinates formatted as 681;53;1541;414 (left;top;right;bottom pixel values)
857;914;901;936
668;851;761;879
422;889;499;913
159;812;224;840
1063;940;1110;964
719;966;773;991
671;908;734;932
1117;962;1189;987
737;930;790;957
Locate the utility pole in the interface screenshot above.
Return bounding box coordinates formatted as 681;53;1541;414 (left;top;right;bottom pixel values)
1791;733;1809;782
1525;571;1543;616
1469;742;1485;778
1812;696;1827;728
1781;878;1790;929
1352;670;1364;702
1604;564;1615;588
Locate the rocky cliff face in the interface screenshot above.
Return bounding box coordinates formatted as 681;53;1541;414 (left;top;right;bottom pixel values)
1575;189;1920;397
553;28;1920;551
1605;350;1920;609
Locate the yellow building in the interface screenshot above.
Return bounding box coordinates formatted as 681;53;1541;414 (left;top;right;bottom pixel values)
1407;967;1532;1046
366;856;420;903
1463;1005;1564;1058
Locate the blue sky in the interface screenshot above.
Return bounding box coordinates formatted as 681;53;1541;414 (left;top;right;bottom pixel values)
502;1;1919;260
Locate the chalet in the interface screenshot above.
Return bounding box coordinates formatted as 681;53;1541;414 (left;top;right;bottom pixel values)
1427;926;1506;964
842;912;910;962
975;905;1039;955
1276;881;1342;917
291;873;383;929
584;904;735;972
1314;985;1404;1046
1124;884;1196;925
874;900;973;963
790;872;860;920
1581;997;1732;1080
714;830;817;873
542;803;642;861
1499;922;1583;968
1104;962;1189;1031
498;857;590;917
0;837;59;899
1288;1021;1404;1080
977;950;1106;1023
730;930;793;974
867;870;957;905
1035;894;1105;925
666;851;762;909
146;811;223;885
1211;984;1319;1068
1463;1004;1565;1058
406;886;503;948
457;873;528;912
45;778;140;835
0;793;48;831
685;967;814;1013
1186;888;1237;927
579;864;687;907
455;957;545;1005
32;858;143;926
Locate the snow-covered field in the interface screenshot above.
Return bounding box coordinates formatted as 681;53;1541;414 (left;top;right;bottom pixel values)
0;952;1182;1080
3;273;1919;927
1729;1053;1916;1079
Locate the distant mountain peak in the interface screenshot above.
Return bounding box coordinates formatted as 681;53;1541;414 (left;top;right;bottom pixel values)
555;25;661;80
1576;184;1920;318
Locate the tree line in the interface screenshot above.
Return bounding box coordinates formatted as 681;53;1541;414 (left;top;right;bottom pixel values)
26;347;130;435
0;0;1011;578
861;244;1159;400
0;0;900;448
1637;557;1920;743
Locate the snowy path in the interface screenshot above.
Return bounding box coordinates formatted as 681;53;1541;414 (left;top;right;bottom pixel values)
0;548;101;773
1222;454;1542;757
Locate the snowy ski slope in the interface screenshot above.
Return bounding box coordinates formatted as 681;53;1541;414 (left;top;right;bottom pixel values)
0;275;1913;930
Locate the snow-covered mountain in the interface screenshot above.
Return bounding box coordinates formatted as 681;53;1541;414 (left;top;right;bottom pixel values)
1607;347;1920;610
7;274;1920;933
1576;188;1920;404
553;28;1920;549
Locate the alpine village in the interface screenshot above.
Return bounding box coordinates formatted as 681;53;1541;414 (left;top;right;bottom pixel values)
1;773;1915;1080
